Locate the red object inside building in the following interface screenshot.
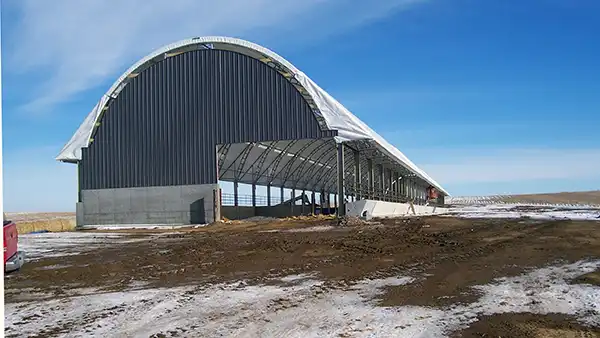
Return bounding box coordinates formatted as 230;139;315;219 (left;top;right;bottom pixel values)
427;186;439;200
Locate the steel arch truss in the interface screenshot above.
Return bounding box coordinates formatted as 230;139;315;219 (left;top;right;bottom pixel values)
217;136;433;206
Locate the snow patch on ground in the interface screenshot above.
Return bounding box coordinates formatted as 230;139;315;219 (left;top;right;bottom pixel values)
18;232;173;261
88;224;207;230
5;260;600;337
446;204;600;221
470;260;600;326
285;225;336;233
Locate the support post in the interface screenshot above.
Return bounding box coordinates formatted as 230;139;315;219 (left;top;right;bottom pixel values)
379;164;384;201
301;189;305;215
368;159;374;200
234;181;239;220
401;176;406;199
267;184;271;207
382;168;386;201
311;191;316;215
396;173;401;202
387;169;394;202
290;190;294;215
334;193;338;210
251;183;257;208
337;143;346;217
392;171;397;202
234;181;239;206
280;186;284;204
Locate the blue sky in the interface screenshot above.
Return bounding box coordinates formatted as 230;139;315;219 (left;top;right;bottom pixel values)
2;0;600;211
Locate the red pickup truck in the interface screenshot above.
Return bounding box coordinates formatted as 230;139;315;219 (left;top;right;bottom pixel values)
4;217;25;273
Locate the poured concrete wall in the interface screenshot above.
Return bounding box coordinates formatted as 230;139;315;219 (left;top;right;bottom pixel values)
221;205;312;220
79;184;219;226
346;199;448;220
257;205;311;218
221;206;256;220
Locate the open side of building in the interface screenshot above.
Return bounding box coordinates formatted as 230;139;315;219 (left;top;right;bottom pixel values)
57;36;449;226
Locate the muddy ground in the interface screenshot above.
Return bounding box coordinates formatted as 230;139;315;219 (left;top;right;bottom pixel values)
5;215;600;337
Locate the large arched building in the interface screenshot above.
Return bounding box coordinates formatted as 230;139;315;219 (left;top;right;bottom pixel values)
57;36;448;226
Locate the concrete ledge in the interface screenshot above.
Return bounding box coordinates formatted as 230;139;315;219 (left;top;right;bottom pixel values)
346;200;448;220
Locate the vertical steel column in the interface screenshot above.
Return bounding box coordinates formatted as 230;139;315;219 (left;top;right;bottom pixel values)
398;174;403;201
399;176;403;198
367;159;374;200
383;168;387;201
301;189;306;215
393;171;398;202
318;192;322;214
320;189;325;213
267;184;271;206
234;181;239;220
390;170;394;201
396;172;401;202
280;186;284;204
416;182;419;203
387;169;394;202
290;190;295;215
334;193;338;210
378;164;384;201
311;191;316;215
384;168;389;201
387;169;391;201
234;181;239;206
251;183;257;208
337;143;346;217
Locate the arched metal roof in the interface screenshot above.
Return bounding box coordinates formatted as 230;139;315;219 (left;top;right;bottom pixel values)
56;36;449;196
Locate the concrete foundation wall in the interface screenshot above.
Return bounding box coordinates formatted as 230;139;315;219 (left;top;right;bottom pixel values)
346;199;448;220
221;205;313;220
79;184;219;226
257;205;311;218
222;206;256;220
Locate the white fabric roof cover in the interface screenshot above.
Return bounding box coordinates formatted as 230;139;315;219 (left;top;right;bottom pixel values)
56;36;448;196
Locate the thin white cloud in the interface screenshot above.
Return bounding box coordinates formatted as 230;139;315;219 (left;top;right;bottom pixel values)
419;148;600;185
5;0;427;114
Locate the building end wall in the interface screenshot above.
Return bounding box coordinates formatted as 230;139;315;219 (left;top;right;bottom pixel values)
79;184;219;226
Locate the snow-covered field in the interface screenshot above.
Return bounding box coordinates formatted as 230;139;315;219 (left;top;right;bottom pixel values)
5;259;600;337
445;195;600;206
446;203;600;221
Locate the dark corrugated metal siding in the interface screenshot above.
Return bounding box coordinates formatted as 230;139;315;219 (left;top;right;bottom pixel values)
80;49;335;190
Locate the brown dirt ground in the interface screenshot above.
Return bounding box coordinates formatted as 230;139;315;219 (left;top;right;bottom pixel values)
573;268;600;286
5;216;600;336
452;313;600;338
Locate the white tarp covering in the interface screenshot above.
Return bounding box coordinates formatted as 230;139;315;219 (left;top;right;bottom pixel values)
56;36;448;195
